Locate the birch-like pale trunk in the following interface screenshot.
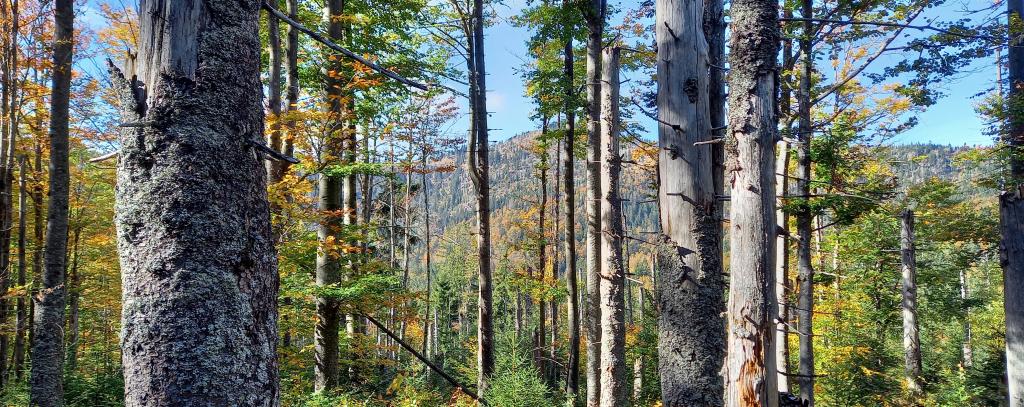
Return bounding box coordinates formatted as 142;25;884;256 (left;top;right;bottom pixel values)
111;0;279;404
654;0;725;404
583;0;605;400
774;141;791;393
597;46;625;407
900;210;924;398
724;0;780;404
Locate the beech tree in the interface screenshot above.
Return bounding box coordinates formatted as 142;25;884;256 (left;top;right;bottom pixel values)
582;0;605;404
110;1;279;404
30;0;71;404
724;0;779;404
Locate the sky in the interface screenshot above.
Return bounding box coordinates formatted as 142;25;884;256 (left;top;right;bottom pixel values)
475;0;1001;147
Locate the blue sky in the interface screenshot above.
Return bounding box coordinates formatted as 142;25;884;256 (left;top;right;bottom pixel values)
476;0;1000;146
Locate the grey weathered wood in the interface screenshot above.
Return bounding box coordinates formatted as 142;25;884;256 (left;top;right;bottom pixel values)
1006;1;1024;405
654;0;725;404
111;1;279;404
900;210;924;398
582;0;606;404
598;46;625;407
30;0;72;404
724;0;780;404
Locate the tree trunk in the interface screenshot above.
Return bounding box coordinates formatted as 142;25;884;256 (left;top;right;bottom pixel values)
1005;2;1024;406
960;268;973;368
314;0;346;391
900;210;924;398
598;46;625;407
265;2;284;181
279;0;299;350
582;1;605;404
111;1;279;404
655;0;725;404
467;0;494;393
64;228;81;372
724;0;780;403
562;0;581;394
14;157;25;380
632;356;643;403
795;0;816;403
30;0;72;404
538;122;548;375
774;141;791;393
421;149;433;356
703;0;726;255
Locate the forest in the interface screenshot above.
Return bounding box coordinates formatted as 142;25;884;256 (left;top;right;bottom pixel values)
0;0;1018;406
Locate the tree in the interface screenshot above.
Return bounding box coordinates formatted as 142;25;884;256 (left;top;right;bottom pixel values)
581;0;605;404
598;46;625;407
899;209;923;399
110;1;279;404
794;1;815;403
30;0;71;404
724;0;780;404
654;0;725;403
1005;2;1024;405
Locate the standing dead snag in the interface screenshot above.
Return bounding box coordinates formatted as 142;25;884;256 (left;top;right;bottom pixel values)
110;1;279;405
654;0;725;403
724;0;780;404
598;46;625;407
900;210;924;398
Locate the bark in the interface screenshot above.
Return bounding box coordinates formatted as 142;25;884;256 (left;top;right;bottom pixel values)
537;122;548;374
655;0;725;404
14;157;25;379
703;0;726;239
795;0;815;403
421;151;433;356
774;141;791;393
0;0;20;387
64;228;81;372
900;210;923;398
960;268;973;368
1006;2;1024;406
314;0;346;391
466;0;494;392
30;0;72;404
582;0;605;404
279;0;299;349
562;0;581;394
724;0;780;403
597;47;625;407
266;2;284;181
111;1;279;404
632;356;643;403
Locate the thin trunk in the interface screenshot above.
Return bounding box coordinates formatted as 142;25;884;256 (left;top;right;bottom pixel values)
1005;2;1024;405
703;0;726;247
549;139;559;386
960;268;973;368
597;46;625;407
632;356;643;403
795;0;815;403
111;1;279;404
280;0;299;349
562;0;581;394
28;142;41;364
266;1;284;181
537;120;549;375
582;0;605;403
900;210;924;399
655;0;725;404
467;0;494;392
314;0;346;391
775;141;791;393
14;157;25;379
30;0;72;404
724;0;780;403
421;149;433;356
64;228;81;372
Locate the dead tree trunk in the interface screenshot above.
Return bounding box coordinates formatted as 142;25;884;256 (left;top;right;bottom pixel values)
582;0;605;404
1005;2;1024;406
111;1;280;404
598;46;625;407
724;0;780;403
30;0;72;404
562;0;581;394
774;140;791;393
900;210;924;398
654;0;725;404
466;0;495;393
